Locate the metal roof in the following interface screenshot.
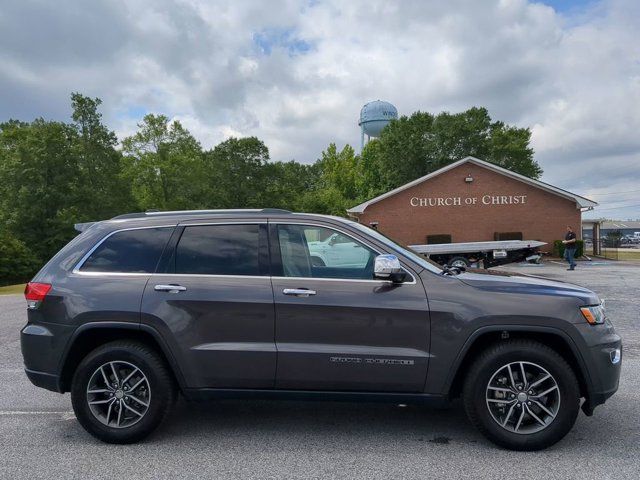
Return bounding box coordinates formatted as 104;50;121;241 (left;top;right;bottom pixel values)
347;156;598;214
600;221;640;229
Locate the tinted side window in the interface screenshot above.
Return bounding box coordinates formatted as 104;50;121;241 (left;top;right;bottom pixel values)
81;227;172;273
176;224;260;276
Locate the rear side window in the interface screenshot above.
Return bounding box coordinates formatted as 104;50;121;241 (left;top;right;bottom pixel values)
175;224;260;276
80;227;173;273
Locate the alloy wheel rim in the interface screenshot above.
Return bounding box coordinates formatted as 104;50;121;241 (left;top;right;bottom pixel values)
485;361;560;434
86;360;151;429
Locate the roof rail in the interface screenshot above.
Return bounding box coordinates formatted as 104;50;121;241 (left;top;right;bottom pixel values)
111;208;291;220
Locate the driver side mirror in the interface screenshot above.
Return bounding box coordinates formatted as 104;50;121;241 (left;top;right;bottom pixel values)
374;254;407;283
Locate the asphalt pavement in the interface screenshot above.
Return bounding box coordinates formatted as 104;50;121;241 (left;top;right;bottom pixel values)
1;259;638;479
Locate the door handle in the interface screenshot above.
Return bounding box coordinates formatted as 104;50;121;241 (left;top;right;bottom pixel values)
154;284;187;293
283;288;317;297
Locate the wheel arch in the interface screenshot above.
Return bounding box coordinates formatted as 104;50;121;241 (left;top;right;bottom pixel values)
58;322;187;393
445;326;593;403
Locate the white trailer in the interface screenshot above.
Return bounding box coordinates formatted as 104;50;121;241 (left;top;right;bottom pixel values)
408;240;547;269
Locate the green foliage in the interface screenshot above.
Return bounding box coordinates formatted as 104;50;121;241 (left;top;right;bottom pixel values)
0;231;39;285
299;143;360;215
362;107;541;195
553;240;584;258
262;160;319;210
0;94;134;274
0;95;539;283
122;114;206;210
70;93;135;218
203;137;270;208
606;230;622;241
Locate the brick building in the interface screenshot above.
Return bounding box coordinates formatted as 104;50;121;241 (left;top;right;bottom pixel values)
347;157;597;252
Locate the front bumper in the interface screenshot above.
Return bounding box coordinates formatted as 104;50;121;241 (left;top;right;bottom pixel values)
577;322;622;415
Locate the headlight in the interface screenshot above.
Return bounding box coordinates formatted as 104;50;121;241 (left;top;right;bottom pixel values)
580;304;606;325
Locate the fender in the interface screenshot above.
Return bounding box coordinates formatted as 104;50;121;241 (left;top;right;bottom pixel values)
57;321;188;391
442;324;595;398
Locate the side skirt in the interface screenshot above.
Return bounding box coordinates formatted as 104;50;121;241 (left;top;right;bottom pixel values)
182;388;449;407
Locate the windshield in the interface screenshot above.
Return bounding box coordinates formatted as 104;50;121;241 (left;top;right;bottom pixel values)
350;222;442;273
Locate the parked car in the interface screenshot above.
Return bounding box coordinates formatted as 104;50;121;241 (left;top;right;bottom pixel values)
307;231;371;267
21;209;621;450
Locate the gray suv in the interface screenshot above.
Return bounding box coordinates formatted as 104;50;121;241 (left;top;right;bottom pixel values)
21;209;621;450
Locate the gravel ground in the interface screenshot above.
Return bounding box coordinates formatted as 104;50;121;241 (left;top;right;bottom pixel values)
1;259;638;479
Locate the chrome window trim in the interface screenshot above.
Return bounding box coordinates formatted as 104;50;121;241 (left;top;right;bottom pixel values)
74;222;268;276
75;273;264;280
74;271;153;277
271;276;406;284
72;225;176;274
271;221;417;284
73;272;403;284
153;273;270;280
71;220;417;284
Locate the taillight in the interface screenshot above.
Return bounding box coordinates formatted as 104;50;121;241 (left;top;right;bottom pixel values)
24;282;52;309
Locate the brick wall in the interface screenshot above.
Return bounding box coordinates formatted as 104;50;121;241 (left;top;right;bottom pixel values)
354;163;581;252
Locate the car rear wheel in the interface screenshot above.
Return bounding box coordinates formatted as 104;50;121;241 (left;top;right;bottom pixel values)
463;339;580;451
71;340;176;444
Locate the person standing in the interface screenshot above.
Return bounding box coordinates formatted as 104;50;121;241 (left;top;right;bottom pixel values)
562;226;577;270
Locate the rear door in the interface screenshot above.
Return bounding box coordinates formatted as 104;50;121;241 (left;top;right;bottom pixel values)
271;222;431;392
140;221;276;389
69;226;175;328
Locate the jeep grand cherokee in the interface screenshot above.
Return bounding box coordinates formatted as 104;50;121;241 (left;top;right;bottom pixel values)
21;209;622;450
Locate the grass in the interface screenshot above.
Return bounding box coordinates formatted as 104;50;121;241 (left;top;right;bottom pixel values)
0;283;26;295
616;250;640;261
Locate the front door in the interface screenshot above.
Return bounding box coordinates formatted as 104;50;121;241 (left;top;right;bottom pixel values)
141;222;276;389
271;222;430;392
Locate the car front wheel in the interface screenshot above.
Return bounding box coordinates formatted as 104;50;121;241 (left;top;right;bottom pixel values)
71;340;176;444
463;339;580;451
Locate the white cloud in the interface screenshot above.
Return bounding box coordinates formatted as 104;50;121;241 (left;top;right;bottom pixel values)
0;0;638;218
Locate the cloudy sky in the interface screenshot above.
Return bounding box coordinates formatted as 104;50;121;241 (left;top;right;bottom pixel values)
1;0;639;219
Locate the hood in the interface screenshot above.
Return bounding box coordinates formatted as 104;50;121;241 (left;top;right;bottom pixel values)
456;269;599;304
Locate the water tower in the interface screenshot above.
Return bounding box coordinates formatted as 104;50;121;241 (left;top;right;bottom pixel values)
359;100;398;150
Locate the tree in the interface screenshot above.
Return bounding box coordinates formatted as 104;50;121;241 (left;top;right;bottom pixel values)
363;107;541;195
122;115;206;210
297;143;360;216
203;137;270;208
356;139;386;200
70;93;134;218
0;231;38;285
261;160;319;210
0;94;132;274
0;118;83;262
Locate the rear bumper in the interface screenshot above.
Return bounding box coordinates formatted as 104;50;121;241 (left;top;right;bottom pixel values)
21;321;72;392
24;368;62;393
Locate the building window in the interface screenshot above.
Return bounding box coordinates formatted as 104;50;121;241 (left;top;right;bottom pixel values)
426;234;452;244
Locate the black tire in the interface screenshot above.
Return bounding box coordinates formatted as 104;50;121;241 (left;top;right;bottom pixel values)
463;339;580;451
311;256;326;267
449;256;470;268
71;340;177;444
